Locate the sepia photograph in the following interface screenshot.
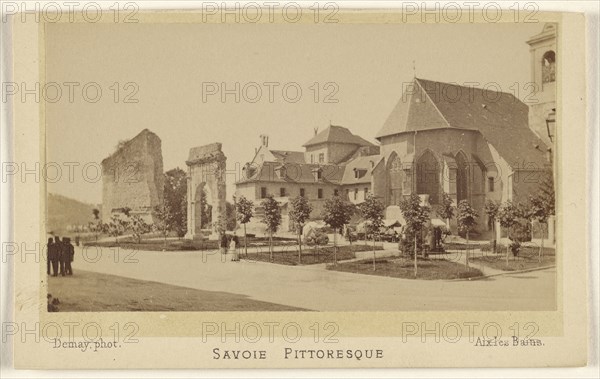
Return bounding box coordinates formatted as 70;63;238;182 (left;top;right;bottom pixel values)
43;19;558;313
3;2;594;372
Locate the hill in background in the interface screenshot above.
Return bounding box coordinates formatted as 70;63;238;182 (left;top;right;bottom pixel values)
47;193;99;235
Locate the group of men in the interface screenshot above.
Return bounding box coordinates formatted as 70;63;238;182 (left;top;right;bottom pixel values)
46;236;74;277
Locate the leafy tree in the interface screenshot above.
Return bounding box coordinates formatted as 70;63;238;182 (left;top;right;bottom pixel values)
537;169;555;216
235;196;254;256
457;200;479;267
399;194;431;278
260;195;281;262
484;200;500;253
199;189;212;229
225;201;237;231
122;207;131;217
163;168;188;237
130;215;152;244
154;204;171;248
527;194;551;263
437;192;455;229
358;193;385;271
528;169;555;262
289;195;313;264
88;220;102;242
92;208;100;220
322;195;355;266
497;201;524;263
103;214;129;244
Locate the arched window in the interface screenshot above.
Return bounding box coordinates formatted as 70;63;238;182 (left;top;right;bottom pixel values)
542;51;556;83
455;152;469;203
387;154;403;206
416;150;440;205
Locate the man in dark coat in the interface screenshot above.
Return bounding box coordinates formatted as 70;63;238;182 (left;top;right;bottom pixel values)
46;238;54;275
55;236;67;276
64;237;74;275
51;236;61;276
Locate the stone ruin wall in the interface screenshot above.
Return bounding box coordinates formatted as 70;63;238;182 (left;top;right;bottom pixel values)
101;129;164;223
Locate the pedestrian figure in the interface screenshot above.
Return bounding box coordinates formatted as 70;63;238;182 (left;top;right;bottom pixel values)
51;236;61;276
46;238;54;275
64;237;74;275
230;233;239;262
220;233;228;255
47;294;59;312
57;237;67;276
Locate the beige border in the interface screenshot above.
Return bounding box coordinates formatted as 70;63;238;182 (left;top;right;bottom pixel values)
11;10;587;368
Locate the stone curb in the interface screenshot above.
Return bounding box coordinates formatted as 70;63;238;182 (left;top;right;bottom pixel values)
448;265;557;282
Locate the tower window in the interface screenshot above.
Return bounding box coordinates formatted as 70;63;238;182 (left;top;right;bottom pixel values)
280;187;286;197
319;153;325;163
300;188;305;197
354;188;358;200
318;188;323;199
334;189;339;196
488;177;495;192
260;187;267;199
542;51;556;83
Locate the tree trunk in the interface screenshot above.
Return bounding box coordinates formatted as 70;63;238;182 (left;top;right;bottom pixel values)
244;223;247;257
491;220;496;254
298;228;302;264
466;231;470;268
539;223;544;263
414;234;418;278
269;231;273;262
372;233;376;271
333;229;338;266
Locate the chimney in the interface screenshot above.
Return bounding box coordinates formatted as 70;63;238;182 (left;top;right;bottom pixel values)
259;134;269;147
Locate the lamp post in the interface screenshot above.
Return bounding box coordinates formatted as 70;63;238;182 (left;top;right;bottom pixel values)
545;108;556;163
545;108;557;246
545;108;556;143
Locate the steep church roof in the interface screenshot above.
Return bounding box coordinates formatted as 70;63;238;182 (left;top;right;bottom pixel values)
303;125;375;147
376;78;549;168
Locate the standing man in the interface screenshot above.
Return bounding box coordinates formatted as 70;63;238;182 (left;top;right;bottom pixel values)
51;236;61;276
56;236;67;276
46;238;54;275
64;237;74;275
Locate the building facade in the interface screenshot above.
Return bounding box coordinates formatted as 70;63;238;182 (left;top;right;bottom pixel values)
235;125;379;234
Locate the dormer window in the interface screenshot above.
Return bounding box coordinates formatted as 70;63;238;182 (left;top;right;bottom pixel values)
353;168;367;179
312;167;323;181
274;165;286;179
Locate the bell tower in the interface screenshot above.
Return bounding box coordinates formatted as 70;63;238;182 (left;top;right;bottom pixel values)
526;23;557;148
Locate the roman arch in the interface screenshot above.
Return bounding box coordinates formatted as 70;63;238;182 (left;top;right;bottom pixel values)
185;143;227;240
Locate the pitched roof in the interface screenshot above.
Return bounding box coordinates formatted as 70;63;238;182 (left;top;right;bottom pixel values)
303;125;375;147
376;78;549;168
237;161;345;185
269;150;306;164
340;155;383;185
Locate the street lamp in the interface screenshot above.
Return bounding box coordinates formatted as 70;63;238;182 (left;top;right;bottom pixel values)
545;108;556;143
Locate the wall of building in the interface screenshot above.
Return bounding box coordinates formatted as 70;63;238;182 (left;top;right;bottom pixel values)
305;143;360;164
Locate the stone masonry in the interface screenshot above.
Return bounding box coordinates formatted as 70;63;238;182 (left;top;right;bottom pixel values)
101;129;164;223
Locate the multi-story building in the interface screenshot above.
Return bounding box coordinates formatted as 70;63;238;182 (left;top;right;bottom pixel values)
235;126;379;233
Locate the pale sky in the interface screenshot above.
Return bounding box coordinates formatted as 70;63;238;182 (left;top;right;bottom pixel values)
45;21;543;205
